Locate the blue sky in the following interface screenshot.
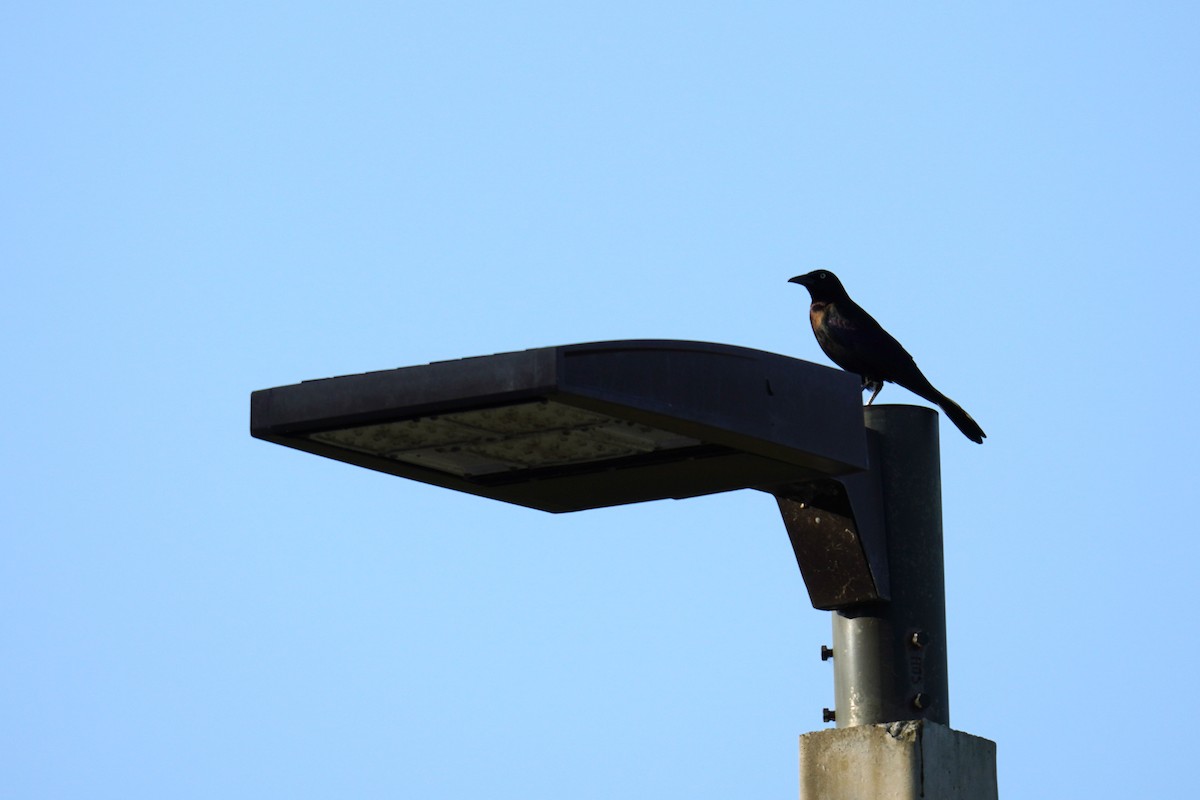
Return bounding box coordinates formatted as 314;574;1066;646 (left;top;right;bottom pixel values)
4;2;1198;797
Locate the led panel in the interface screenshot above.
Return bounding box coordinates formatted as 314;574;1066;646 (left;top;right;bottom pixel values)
308;400;703;478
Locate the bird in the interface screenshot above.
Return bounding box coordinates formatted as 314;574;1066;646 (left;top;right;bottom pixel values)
788;270;986;444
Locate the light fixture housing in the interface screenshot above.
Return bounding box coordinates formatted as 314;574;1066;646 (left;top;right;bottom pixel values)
250;340;869;513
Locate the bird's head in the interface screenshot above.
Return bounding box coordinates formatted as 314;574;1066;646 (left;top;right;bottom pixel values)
788;270;848;301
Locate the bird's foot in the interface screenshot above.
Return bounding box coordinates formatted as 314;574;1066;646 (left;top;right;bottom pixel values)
863;380;884;406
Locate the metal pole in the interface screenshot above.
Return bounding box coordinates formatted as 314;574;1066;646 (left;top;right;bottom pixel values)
831;405;949;727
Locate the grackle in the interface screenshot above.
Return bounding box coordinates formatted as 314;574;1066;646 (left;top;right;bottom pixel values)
789;270;986;444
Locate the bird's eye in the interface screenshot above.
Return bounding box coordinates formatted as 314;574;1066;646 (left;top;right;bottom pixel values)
818;271;827;280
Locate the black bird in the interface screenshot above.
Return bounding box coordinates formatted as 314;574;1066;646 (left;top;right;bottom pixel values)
788;270;986;444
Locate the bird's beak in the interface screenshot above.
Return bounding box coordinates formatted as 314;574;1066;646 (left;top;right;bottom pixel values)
788;274;810;286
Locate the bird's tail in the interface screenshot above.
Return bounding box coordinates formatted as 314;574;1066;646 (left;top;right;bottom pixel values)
937;396;986;444
902;375;987;444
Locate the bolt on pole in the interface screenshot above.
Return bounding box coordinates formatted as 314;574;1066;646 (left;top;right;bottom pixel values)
831;405;949;727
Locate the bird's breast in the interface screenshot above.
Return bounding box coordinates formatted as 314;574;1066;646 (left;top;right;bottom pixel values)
808;301;828;333
808;301;864;373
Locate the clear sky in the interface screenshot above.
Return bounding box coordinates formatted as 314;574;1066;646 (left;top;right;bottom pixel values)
4;3;1198;798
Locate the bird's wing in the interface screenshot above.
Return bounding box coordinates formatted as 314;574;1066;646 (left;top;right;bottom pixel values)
821;301;914;378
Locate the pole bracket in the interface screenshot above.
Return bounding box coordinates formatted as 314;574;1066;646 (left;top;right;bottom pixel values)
771;427;889;610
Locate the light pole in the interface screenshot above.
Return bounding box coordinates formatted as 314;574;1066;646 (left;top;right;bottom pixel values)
251;339;997;799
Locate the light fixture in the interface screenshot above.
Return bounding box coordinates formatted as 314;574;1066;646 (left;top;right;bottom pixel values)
250;340;869;513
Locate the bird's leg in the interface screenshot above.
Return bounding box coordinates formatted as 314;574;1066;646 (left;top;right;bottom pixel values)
864;379;884;406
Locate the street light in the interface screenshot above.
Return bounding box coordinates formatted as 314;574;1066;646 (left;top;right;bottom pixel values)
250;338;995;799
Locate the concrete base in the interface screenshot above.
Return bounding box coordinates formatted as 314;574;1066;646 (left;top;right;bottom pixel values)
799;721;997;800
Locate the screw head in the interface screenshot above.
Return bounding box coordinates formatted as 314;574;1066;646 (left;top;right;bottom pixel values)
910;630;929;649
820;645;834;661
822;708;836;723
